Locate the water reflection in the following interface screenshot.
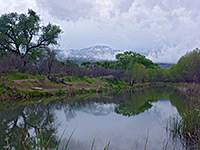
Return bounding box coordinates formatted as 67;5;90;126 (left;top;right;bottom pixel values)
0;87;188;150
0;104;58;149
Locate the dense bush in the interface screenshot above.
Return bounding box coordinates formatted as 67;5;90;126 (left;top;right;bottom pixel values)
169;49;200;83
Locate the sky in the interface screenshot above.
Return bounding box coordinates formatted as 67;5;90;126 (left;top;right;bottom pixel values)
0;0;200;63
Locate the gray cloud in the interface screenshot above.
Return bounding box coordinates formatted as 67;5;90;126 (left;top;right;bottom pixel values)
117;0;134;13
35;0;136;21
36;0;94;21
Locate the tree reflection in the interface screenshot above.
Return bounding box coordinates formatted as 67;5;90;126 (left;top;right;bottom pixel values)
0;103;59;149
115;87;175;116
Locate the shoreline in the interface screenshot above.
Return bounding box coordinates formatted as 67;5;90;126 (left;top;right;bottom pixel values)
0;72;199;103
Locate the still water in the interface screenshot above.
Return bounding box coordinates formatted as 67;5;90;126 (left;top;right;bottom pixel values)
0;87;187;150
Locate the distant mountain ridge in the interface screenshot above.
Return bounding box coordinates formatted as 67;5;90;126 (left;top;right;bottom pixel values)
156;63;173;69
56;45;173;68
66;45;124;61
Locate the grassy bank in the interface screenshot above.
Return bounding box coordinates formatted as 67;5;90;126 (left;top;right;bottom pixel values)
0;71;131;101
2;71;198;103
0;71;185;102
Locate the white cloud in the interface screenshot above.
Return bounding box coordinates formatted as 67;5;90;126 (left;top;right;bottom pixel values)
0;0;37;14
1;0;200;63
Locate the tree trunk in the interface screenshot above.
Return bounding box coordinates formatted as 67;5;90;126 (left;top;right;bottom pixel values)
20;54;28;73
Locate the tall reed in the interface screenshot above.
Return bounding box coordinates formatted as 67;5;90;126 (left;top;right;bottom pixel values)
169;105;200;145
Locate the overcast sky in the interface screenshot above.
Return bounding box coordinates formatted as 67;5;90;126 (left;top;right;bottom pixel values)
0;0;200;63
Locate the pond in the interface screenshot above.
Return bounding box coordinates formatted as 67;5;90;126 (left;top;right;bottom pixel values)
0;87;189;150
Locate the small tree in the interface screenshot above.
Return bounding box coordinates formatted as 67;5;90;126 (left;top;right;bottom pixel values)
0;9;62;72
126;61;147;85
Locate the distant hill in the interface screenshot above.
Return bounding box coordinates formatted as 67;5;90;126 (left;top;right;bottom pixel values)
156;63;173;69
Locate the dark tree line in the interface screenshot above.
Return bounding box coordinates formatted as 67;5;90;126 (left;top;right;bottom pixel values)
82;49;200;84
81;51;168;84
123;49;200;84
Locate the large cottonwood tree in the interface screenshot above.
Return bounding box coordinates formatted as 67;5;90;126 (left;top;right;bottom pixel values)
0;9;62;71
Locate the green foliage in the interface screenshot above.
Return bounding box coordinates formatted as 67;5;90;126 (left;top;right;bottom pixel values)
116;51;158;69
65;59;78;67
77;88;87;94
103;141;111;150
7;71;43;80
169;64;184;82
81;61;91;67
89;89;97;93
0;84;13;98
147;68;170;82
39;128;45;149
65;76;96;85
83;77;93;84
26;90;53;97
55;89;64;95
170;48;200;83
87;61;116;69
101;87;108;93
28;90;40;96
106;79;125;89
126;62;147;85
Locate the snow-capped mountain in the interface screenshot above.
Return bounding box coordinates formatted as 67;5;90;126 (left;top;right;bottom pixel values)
56;46;173;67
57;45;125;63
